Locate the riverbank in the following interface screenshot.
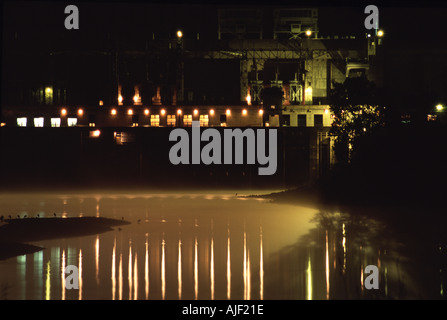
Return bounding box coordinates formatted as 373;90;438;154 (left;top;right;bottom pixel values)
0;217;130;260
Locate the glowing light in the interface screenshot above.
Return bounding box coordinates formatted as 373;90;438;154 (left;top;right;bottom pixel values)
193;109;199;116
305;29;312;37
377;29;384;37
111;108;117;115
324;109;329;114
177;30;183;38
118;95;123;104
99;100;104;106
259;109;264;116
144;109;150;116
177;109;182;115
246;94;251;105
242;109;247;116
436;104;444;111
161;109;166;116
45;87;53;94
209;109;215;116
90;130;101;138
61;108;67;116
127;109;133;115
226;109;231;116
78;108;84;116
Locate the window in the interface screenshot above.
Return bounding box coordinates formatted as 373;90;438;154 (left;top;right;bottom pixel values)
167;115;176;127
199;114;209;127
34;117;44;127
132;115;139;127
67;118;77;127
220;114;227;126
183;115;192;127
298;115;307;127
51;118;61;127
314;114;323;127
17;117;27;127
282;114;290;126
150;115;160;127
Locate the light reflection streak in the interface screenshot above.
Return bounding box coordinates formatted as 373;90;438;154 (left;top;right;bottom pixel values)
194;236;198;300
342;223;347;274
95;235;100;285
325;230;329;300
210;236;215;300
162;234;166;300
178;237;182;300
134;253;138;300
128;241;133;300
260;226;264;300
227;225;231;300
61;250;66;300
119;252;123;300
45;260;51;300
78;249;83;300
306;255;312;300
112;238;116;300
145;234;149;300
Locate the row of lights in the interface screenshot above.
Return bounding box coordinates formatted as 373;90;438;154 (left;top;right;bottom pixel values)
108;108;264;117
59;107;264;117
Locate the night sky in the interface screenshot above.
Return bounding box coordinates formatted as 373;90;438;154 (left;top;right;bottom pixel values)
2;1;447;112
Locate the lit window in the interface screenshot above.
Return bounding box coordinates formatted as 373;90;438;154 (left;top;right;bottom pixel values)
89;122;96;127
167;115;176;127
34;117;44;127
99;100;104;106
17;117;27;127
89;130;101;138
199;114;209;127
51;118;61;127
68;118;78;127
150;114;160;127
183;115;193;127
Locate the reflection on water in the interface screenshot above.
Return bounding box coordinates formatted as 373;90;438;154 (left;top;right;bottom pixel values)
0;191;446;300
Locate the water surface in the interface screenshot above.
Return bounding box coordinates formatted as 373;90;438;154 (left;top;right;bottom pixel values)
0;191;445;300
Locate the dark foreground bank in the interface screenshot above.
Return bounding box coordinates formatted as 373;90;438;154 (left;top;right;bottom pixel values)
0;217;130;260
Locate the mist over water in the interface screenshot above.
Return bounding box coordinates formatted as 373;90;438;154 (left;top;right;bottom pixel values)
0;190;445;300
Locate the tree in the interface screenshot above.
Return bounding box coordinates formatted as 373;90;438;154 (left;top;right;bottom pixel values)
329;76;385;164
